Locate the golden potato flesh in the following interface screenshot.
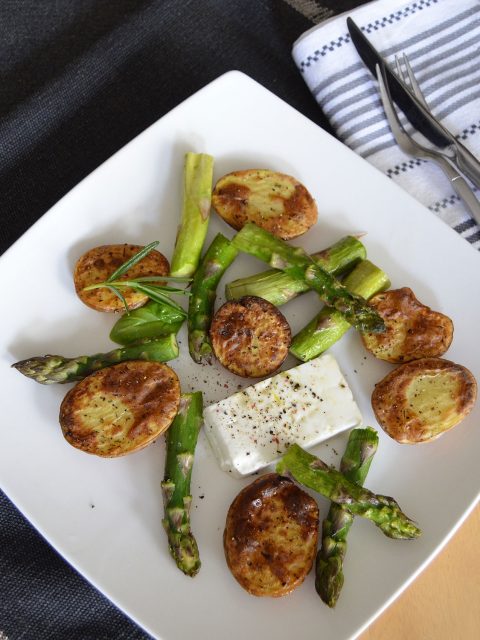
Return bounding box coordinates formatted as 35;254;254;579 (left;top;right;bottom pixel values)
212;169;317;239
372;358;477;443
59;361;180;456
224;473;319;597
74;244;170;312
361;288;453;363
210;296;291;378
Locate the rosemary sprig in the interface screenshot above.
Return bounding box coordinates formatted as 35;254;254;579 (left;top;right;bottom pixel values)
105;285;129;311
82;241;191;314
107;241;160;281
86;280;190;292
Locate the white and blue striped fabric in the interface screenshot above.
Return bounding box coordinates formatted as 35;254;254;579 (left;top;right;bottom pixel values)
293;0;480;249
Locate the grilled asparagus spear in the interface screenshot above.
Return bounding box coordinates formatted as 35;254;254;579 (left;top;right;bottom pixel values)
170;153;214;278
231;223;385;333
316;427;379;607
290;260;390;361
12;335;179;384
225;235;366;306
188;233;238;363
161;392;203;576
276;443;420;539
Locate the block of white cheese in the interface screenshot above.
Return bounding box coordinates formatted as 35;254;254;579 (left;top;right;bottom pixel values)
203;353;362;477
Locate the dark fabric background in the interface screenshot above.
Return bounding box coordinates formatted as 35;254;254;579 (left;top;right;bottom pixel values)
0;1;367;638
0;0;328;255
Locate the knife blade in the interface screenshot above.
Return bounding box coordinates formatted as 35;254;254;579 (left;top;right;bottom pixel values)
347;17;480;189
347;17;451;148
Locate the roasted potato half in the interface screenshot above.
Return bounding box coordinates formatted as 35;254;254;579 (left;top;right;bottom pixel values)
212;169;317;239
372;358;477;444
59;361;180;456
224;473;319;597
74;244;170;312
361;288;453;363
210;296;291;377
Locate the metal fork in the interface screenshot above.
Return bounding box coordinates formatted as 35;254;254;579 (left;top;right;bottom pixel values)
376;63;480;224
394;53;429;109
394;52;480;190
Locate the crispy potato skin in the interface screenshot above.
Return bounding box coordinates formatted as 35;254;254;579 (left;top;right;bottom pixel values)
210;296;291;378
361;288;453;363
74;244;170;312
372;358;477;444
224;473;319;597
212;169;317;239
59;361;180;456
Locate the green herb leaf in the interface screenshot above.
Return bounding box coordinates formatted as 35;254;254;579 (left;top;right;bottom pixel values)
109;280;191;295
106;241;160;282
110;301;185;345
133;284;187;315
105;285;130;313
126;275;192;283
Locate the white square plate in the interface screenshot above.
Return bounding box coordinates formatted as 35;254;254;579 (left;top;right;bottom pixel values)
1;71;479;640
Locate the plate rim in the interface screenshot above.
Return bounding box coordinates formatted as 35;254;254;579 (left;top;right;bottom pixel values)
1;69;479;640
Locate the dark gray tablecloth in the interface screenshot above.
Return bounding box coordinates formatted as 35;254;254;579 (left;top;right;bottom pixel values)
0;2;369;638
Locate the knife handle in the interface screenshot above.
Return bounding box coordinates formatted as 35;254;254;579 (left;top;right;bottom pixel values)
436;156;480;225
454;144;480;192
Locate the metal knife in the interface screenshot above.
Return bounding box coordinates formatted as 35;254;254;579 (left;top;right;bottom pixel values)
347;17;480;190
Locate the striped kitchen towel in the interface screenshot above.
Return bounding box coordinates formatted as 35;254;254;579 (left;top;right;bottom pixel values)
292;0;480;249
